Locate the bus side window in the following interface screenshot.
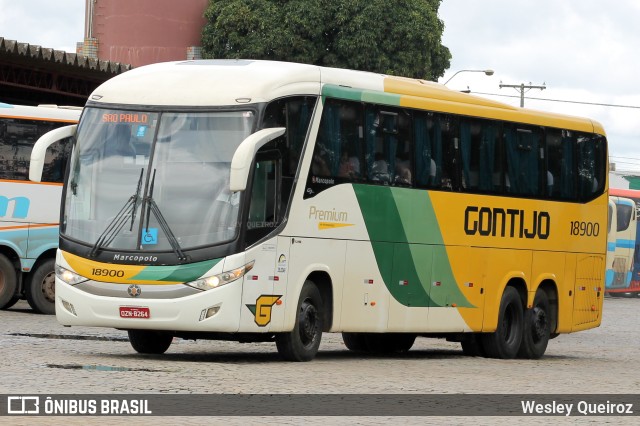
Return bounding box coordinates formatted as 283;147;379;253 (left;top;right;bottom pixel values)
459;118;500;193
364;107;401;186
504;124;543;197
439;115;460;191
245;153;281;246
42;137;72;183
577;133;606;201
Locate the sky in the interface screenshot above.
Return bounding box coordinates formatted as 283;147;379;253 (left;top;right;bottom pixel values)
1;0;639;172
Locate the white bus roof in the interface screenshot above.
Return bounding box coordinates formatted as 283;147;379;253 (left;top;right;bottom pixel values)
0;102;81;121
87;60;602;134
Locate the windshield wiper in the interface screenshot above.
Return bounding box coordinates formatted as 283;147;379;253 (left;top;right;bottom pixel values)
89;168;144;257
143;169;187;262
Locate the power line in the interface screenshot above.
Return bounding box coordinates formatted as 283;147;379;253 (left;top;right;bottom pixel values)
471;91;640;109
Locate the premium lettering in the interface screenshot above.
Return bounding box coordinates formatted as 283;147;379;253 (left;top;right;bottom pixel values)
309;206;348;222
464;206;550;240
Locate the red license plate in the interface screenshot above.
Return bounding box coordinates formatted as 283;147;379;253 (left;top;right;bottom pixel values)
119;306;150;319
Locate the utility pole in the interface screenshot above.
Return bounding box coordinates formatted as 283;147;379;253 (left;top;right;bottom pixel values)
499;82;546;107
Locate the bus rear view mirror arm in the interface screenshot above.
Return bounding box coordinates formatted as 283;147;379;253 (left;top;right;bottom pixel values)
29;124;77;182
230;127;286;191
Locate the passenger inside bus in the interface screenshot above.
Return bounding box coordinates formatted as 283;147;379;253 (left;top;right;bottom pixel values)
371;152;390;183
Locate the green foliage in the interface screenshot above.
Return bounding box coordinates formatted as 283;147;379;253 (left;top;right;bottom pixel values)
201;0;451;80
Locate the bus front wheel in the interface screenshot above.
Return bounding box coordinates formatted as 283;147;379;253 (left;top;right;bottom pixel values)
276;281;324;361
26;259;56;314
127;330;173;354
481;286;523;359
0;254;18;309
517;290;551;359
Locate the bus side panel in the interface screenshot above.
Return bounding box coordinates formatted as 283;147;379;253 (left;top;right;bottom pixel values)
285;237;346;332
531;250;565;304
341;240;391;332
387;243;429;332
263;237;292;332
480;249;532;333
572;254;604;331
445;245;486;332
0;222;29;251
238;240;277;332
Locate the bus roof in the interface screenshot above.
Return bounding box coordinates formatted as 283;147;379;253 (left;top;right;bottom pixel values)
0;102;81;122
88;60;604;134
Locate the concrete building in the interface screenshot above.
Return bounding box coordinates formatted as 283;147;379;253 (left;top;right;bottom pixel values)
79;0;208;67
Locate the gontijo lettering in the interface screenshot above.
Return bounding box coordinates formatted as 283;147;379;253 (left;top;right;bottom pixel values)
464;206;550;239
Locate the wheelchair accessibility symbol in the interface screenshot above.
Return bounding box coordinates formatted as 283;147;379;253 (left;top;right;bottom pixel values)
141;228;158;245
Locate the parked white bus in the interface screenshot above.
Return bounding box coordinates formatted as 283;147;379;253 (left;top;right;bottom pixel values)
0;103;80;313
31;60;607;360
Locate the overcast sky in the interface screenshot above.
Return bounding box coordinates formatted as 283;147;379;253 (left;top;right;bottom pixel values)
1;0;639;172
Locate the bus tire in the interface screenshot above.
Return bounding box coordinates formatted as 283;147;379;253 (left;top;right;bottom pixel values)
276;281;323;361
461;334;486;357
26;259;56;315
481;286;523;359
517;290;551;359
1;295;20;310
0;254;18;309
342;332;368;352
128;330;173;354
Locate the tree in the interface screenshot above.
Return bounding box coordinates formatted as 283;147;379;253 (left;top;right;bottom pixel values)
201;0;451;80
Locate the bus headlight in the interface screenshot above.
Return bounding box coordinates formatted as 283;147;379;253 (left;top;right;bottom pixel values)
55;264;89;285
185;261;254;291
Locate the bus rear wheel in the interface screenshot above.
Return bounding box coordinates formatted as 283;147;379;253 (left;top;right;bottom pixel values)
127;330;173;354
0;254;18;309
26;259;56;314
481;286;523;359
517;290;551;359
276;281;323;361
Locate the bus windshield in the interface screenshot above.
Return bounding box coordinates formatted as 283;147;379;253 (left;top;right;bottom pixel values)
62;107;255;253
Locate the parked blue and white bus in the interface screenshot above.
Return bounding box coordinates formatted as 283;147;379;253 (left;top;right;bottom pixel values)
0;103;80;313
608;188;640;296
606;196;636;294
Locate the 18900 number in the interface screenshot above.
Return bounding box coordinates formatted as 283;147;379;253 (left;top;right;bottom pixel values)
92;268;125;278
570;221;600;237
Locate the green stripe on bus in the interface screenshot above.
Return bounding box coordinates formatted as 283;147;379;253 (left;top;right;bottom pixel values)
322;84;401;106
131;258;222;283
353;185;473;308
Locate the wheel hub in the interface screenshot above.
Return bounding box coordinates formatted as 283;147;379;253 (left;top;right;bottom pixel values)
532;307;548;340
299;302;318;344
41;272;56;303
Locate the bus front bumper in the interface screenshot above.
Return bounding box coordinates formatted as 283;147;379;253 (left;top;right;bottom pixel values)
54;278;243;332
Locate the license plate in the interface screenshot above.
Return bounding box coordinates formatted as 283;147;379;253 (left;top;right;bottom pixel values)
119;306;150;319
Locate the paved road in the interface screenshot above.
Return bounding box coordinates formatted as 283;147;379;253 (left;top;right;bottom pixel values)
1;296;638;424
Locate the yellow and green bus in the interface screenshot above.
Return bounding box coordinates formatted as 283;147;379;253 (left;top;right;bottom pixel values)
30;60;607;361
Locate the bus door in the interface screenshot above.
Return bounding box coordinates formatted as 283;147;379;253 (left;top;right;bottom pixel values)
239;152;290;332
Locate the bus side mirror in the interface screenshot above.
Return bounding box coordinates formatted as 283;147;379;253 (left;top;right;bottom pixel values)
230;127;286;191
29;124;77;182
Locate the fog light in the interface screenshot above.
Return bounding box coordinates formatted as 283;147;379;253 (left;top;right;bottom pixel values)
199;305;221;321
61;299;77;316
